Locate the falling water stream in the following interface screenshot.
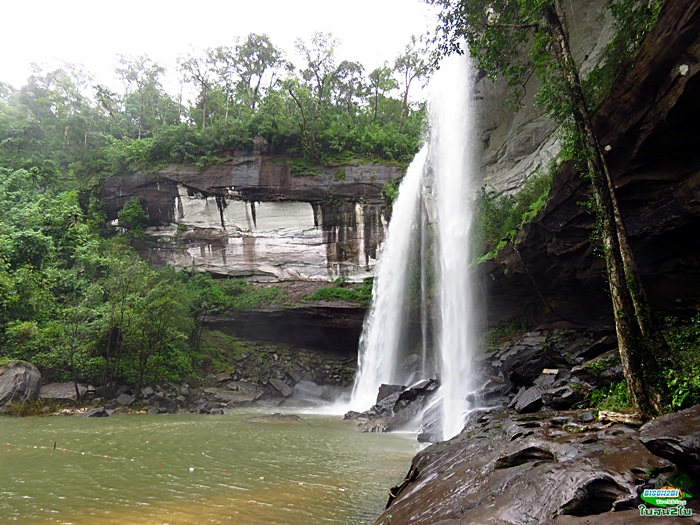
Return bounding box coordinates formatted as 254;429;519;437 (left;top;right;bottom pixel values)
350;51;477;440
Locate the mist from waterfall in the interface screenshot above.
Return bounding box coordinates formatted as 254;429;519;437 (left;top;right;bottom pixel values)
349;51;477;440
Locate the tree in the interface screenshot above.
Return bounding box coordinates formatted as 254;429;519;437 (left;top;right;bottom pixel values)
234;33;285;110
429;0;668;418
116;54;176;139
179;51;216;130
295;32;339;102
393;34;433;127
368;65;398;122
331;60;366;116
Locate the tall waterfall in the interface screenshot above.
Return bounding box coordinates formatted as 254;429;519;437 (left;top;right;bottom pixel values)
350;51;477;441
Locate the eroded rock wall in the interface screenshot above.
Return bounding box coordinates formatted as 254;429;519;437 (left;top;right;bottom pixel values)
100;155;397;281
481;0;700;326
476;0;613;193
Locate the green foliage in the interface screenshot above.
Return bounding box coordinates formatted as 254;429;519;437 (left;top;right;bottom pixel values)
584;356;618;377
382;176;402;203
662;313;700;410
306;277;374;307
220;279;289;310
583;0;664;108
287;157;322;177
117;198;149;237
590;380;632;411
471;168;554;258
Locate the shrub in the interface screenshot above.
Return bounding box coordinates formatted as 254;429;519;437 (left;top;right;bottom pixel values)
663;313;700;410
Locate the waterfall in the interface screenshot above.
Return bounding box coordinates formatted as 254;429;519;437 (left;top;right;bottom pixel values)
429;51;477;440
350;51;477;441
350;146;427;410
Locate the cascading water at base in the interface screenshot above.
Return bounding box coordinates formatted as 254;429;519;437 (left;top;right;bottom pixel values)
350;51;478;441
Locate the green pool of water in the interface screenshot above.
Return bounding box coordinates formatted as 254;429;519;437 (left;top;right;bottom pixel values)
0;410;418;524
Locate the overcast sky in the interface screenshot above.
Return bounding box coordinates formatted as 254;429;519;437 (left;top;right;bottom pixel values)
2;0;438;94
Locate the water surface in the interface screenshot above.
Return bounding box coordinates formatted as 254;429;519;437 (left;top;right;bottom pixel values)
0;411;418;524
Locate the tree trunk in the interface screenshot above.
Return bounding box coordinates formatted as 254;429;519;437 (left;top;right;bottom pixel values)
543;0;665;418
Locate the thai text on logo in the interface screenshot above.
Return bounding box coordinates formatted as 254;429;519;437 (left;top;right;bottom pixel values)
638;485;693;517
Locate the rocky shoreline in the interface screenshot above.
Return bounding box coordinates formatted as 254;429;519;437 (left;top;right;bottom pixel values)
0;335;356;417
359;324;700;524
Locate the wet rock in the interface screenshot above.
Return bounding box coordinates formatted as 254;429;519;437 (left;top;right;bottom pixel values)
376;408;674;525
513;386;544;413
0;361;41;408
503;337;560;387
377;384;405;403
247;413;307;424
116;393;136;406
286;368;304;383
39;382;87;401
577;410;596;424
466;378;510;407
542;385;585;410
80;407;113;418
294;380;323;399
571;350;623;388
640;403;700;477
269;378;293;397
148;394;178;412
202;387;256;405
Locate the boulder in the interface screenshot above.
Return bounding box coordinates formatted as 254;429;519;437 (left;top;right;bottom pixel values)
40;382;87;401
286;368;304;383
0;361;41;407
269;378;293;397
542;385;585;410
116;393;136;406
512;386;544;414
294;380;323;399
639;404;700;477
80;407;113;418
148;393;179;412
202;387;256;405
377;384;406;404
214;372;231;383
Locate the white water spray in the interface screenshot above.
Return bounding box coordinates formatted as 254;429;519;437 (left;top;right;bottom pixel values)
430;53;477;440
350;146;427;410
350;52;477;440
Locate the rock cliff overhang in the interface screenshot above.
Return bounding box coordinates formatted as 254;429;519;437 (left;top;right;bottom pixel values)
99;156;403;282
480;0;700;326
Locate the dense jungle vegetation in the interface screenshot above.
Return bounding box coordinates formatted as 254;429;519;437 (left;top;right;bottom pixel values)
0;31;427;389
1;2;697;415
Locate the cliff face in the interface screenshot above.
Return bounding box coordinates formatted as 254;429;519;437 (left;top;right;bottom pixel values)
479;0;700;326
100;155;400;281
476;0;613;193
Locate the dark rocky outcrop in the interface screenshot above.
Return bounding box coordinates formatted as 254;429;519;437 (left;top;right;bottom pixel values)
207;305;365;356
0;361;41;409
640;404;700;478
39;382;89;402
479;0;700;327
246;413;307;424
80;407;114;418
375;408;692;525
345;379;440;433
99;155;397;282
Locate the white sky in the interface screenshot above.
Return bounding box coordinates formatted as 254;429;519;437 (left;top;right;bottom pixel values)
1;0;438;96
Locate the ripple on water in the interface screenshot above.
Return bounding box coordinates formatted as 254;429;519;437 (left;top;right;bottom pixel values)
0;412;418;524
